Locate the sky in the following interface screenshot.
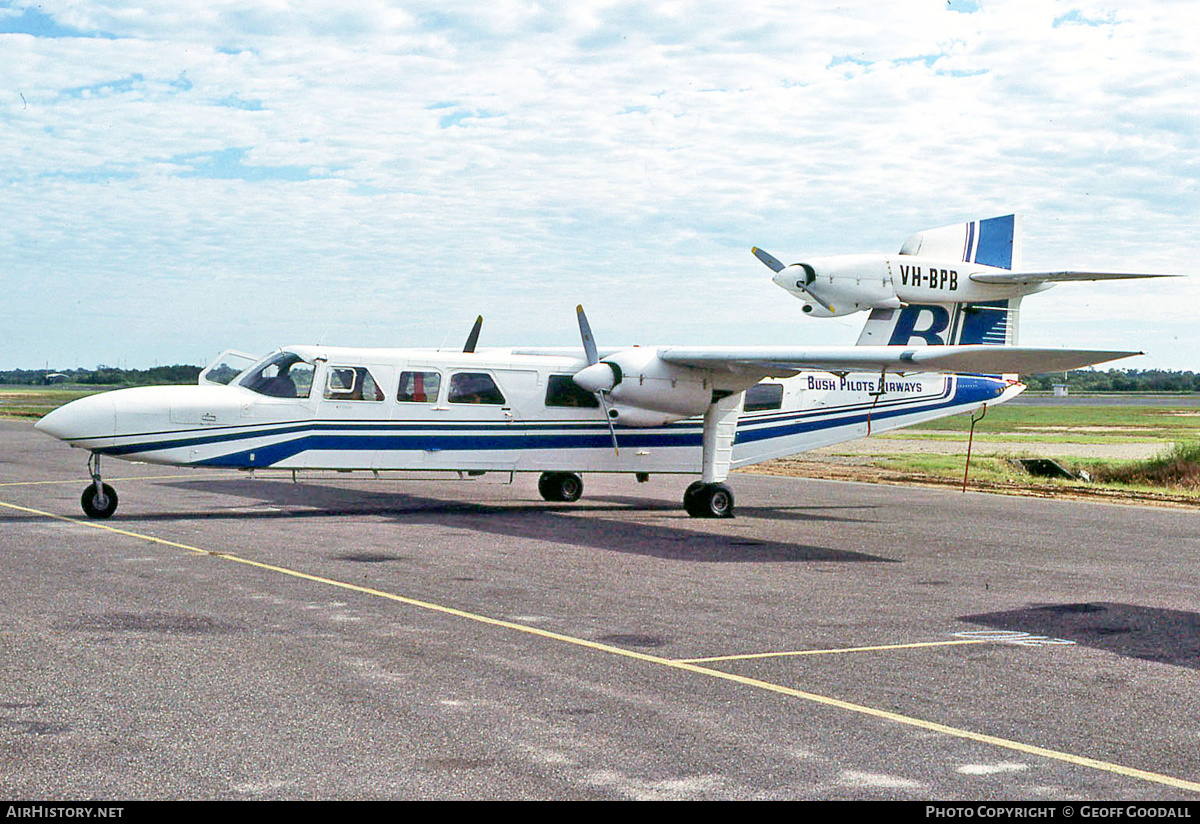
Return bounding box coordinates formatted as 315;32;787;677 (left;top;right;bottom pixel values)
1;0;1197;371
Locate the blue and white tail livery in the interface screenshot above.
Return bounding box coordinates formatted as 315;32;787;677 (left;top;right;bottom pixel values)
758;213;1174;338
38;216;1161;521
898;214;1023;270
859;214;1025;347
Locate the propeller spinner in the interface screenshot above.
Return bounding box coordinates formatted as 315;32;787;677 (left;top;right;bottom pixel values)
752;247;835;312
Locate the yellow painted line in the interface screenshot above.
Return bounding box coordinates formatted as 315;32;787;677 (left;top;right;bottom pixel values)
674;638;989;663
4;497;1199;795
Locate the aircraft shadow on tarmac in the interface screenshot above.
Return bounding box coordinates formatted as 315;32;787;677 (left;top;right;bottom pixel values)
960;602;1200;670
123;478;899;564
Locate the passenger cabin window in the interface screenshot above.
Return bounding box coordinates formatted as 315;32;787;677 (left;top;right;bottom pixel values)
240;352;315;399
448;372;505;405
545;374;599;408
397;370;441;403
324;366;385;402
744;382;784;412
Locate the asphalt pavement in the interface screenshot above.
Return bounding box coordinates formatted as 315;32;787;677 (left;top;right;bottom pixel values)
2;419;1198;800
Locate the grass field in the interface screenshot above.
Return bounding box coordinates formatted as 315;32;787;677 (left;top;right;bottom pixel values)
0;386;107;419
895;402;1200;444
790;398;1200;502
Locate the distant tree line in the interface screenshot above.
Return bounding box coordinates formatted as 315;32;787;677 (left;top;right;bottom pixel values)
1022;369;1200;392
2;365;1198;392
0;365;202;386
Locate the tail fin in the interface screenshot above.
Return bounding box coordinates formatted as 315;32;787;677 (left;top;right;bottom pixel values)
899;214;1023;271
858;214;1022;347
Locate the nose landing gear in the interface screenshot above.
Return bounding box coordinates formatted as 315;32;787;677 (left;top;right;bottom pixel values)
81;453;118;519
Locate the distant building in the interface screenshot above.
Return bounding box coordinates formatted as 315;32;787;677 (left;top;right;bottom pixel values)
1052;383;1070;397
46;373;69;384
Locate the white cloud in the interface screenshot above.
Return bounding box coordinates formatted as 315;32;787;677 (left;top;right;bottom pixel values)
0;0;1197;368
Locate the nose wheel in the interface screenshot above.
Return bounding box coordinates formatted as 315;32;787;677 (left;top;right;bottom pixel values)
81;453;118;519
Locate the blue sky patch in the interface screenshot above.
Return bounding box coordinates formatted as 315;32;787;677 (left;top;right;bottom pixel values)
169;147;321;183
40;167;136;183
60;74;144;99
1053;9;1118;27
216;95;265;111
0;5;118;39
437;108;501;129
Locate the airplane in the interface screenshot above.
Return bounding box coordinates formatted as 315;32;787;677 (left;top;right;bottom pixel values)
34;215;1166;521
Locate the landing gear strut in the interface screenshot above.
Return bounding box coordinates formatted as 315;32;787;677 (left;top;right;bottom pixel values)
538;472;584;503
81;452;118;519
683;480;735;518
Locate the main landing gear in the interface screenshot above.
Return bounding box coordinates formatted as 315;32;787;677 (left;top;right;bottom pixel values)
537;472;584;502
81;452;118;519
536;472;735;518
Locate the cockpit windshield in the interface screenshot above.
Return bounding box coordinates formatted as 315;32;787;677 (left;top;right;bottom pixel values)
239;351;316;399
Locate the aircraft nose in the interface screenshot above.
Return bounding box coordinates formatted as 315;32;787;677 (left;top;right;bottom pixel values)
35;392;116;444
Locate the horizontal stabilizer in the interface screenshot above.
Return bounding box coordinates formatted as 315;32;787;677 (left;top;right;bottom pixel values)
659;345;1141;377
969;270;1180;285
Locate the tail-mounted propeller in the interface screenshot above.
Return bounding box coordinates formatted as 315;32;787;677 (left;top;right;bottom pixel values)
573;305;621;455
752;247;835;313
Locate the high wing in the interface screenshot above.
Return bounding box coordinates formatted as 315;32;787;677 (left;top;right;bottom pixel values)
658;345;1141;377
968;270;1179;285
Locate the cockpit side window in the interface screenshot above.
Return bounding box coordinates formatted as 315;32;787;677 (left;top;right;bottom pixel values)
324;366;385;402
239;352;315;399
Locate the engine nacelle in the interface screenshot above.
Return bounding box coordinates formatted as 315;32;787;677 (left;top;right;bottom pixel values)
772;254;897;316
573;348;714;418
773;252;1039;316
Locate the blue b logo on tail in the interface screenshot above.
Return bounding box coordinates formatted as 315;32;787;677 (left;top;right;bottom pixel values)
887;306;951;345
887;301;1011;346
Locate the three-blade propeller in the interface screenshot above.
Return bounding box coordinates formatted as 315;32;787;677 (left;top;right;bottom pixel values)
752;247;835;312
574;305;621;455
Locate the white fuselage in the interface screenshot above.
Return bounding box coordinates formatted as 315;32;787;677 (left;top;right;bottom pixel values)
36;345;1021;476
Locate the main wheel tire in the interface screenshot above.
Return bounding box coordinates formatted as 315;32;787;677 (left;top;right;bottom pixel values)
683;482;734;519
538;472;584;503
703;483;734;518
81;483;118;519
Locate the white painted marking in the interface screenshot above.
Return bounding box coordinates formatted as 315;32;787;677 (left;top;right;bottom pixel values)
957;762;1030;776
954;630;1075;647
837;769;924;790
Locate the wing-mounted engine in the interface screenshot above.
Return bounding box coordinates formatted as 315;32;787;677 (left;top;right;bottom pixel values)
573;347;715;418
569;306;745;457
